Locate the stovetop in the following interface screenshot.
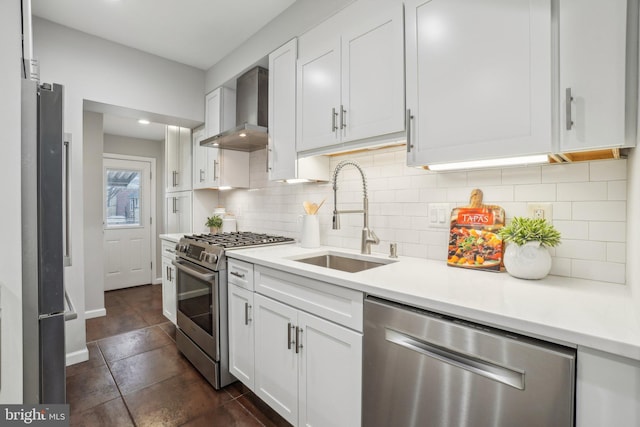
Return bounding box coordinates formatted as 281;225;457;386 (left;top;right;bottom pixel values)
186;231;295;249
175;231;295;271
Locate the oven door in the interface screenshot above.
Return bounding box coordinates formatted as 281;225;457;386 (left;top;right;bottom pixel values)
173;258;219;361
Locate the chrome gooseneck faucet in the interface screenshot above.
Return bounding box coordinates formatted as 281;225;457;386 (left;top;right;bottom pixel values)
332;160;379;254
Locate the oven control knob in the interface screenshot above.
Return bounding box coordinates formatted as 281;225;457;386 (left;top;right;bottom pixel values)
206;253;218;264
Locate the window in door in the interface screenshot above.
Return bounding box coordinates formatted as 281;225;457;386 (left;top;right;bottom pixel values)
105;169;142;227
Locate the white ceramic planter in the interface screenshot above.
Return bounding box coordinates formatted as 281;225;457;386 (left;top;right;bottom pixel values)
503;241;552;280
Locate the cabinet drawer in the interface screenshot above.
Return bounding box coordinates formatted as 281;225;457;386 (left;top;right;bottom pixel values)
228;259;254;291
161;240;176;259
255;265;363;332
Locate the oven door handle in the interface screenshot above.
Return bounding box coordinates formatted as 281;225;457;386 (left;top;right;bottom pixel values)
172;259;216;281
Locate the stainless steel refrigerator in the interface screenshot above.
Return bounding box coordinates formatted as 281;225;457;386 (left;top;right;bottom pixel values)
21;79;71;404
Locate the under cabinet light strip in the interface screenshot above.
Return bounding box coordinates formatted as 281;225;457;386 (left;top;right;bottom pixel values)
427;154;549;171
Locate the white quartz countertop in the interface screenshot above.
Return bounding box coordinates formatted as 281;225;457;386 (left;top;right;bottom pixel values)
226;244;640;361
159;233;184;243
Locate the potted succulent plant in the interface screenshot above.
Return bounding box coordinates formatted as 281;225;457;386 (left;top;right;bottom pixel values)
498;217;561;279
205;215;223;234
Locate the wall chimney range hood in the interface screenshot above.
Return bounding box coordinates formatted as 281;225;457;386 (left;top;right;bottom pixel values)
201;66;268;152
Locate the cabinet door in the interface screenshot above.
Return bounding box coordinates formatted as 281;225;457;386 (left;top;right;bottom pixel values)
192;128;208;189
341;4;405;143
298;311;362;427
165;126;180;193
205;87;236;139
177;127;192;192
559;0;633;152
269;38;298;181
254;294;299;426
161;257;176;324
165;192;191;234
406;0;552;166
297;37;341;152
228;284;255;389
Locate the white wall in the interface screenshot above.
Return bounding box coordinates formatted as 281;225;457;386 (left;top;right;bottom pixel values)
222;147;630;285
205;0;354;91
0;0;24;404
32;18;206;363
82;111;105;317
104;133;165;283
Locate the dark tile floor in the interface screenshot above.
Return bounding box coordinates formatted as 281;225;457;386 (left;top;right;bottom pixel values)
68;284;291;427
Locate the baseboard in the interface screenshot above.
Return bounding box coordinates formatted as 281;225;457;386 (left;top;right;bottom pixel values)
152;276;162;285
85;307;106;319
66;347;89;366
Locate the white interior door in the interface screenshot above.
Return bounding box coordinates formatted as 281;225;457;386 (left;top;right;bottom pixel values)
103;157;152;290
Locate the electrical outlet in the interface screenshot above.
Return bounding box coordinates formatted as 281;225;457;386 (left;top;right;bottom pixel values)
527;203;553;220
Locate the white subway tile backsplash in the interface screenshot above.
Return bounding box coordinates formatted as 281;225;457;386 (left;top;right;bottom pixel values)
557;182;608;201
552;202;572;220
550;257;571;277
572;201;626;221
514;184;556;201
607;242;626;263
501;166;541;185
555;240;607;261
541;162;589;183
607;181;627;201
436;172;467;188
590;159;627;181
467;169;502;186
589;222;626;243
553;220;589;240
571;260;625;284
221;146;628;285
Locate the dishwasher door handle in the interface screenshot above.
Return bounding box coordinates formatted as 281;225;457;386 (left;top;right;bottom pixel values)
385;328;525;390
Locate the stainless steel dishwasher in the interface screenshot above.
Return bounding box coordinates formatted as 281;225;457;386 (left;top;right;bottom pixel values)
363;296;576;427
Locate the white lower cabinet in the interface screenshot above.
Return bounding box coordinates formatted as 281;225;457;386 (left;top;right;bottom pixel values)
228;283;255;389
253;294;362;427
227;261;363;427
160;239;176;324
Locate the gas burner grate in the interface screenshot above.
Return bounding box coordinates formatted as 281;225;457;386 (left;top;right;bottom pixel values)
185;231;295;248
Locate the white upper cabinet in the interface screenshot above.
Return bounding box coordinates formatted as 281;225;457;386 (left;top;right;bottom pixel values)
165;125;192;193
268;38;330;182
559;0;637;152
192;128;250;189
297;0;405;154
405;0;553;167
205;87;236;139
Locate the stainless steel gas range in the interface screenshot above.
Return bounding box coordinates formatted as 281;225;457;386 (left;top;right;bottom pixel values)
172;231;294;389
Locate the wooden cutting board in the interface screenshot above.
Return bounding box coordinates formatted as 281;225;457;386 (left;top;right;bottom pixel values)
447;189;505;272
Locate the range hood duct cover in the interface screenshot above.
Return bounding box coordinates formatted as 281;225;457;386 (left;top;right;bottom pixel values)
201;66;269;152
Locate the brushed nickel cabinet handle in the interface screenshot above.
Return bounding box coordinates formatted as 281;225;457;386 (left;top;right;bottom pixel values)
287;322;293;350
230;271;245;279
295;327;303;354
406;109;414;153
244;302;249;325
565;88;574;130
340;105;346;129
332;108;338;132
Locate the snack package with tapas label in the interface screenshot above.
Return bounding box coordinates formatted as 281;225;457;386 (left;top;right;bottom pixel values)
447;189;504;272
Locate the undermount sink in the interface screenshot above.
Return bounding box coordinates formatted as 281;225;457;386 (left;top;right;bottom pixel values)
293;252;396;273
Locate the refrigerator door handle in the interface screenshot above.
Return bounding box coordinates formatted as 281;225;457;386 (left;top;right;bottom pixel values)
63;134;72;267
64;289;77;321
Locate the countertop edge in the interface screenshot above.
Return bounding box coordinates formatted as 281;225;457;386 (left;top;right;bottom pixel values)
226;245;640;362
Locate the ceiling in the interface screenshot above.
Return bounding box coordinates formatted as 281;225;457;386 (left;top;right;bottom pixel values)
32;0;297;141
31;0;297;71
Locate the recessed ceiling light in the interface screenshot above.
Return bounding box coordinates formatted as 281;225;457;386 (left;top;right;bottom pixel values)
138;119;150;125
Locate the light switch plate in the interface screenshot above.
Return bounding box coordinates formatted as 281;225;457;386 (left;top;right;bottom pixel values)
527;203;553;220
428;203;452;229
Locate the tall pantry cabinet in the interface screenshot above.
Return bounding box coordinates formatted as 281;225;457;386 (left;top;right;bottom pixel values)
165;125;192;233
